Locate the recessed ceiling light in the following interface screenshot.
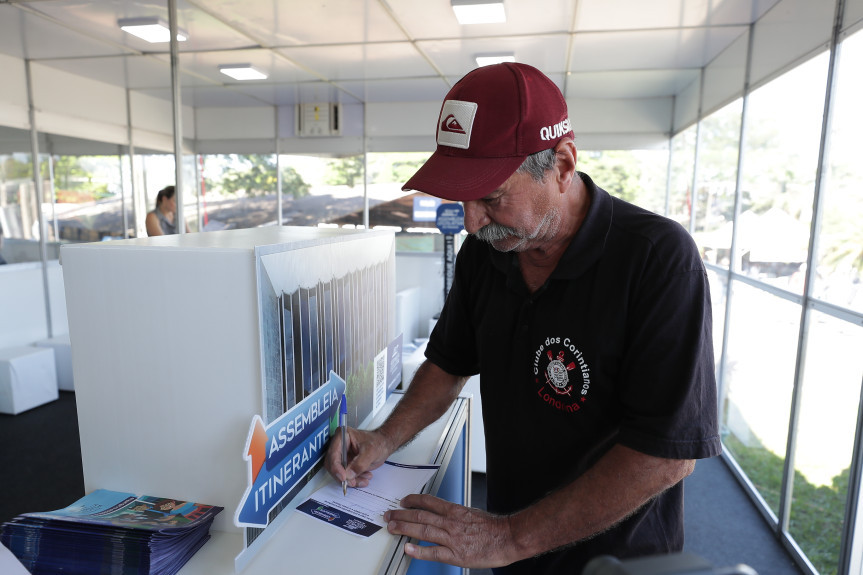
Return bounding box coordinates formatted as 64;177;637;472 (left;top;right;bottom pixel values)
118;17;187;43
475;53;515;67
219;65;268;81
451;0;506;25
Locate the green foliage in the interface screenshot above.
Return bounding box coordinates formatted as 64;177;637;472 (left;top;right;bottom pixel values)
216;154;277;196
578;151;642;204
1;155;114;201
53;156;89;190
389;157;426;184
325;156;364;188
212;155;310;198
724;434;847;574
51;156;111;201
694;103;744;223
1;155;32;180
281;165;311;198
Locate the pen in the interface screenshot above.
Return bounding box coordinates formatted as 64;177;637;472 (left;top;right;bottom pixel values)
340;393;347;496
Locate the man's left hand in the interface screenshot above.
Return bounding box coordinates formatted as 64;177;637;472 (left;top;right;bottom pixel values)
383;493;517;568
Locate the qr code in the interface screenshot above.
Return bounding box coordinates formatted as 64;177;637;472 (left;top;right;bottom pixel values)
373;349;387;412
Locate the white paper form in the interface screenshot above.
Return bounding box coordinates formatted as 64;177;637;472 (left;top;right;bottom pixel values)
295;461;439;537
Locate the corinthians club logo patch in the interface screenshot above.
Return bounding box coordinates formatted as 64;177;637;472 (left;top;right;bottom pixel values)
532;337;591;413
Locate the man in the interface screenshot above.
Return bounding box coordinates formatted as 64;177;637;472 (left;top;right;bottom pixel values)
325;62;720;573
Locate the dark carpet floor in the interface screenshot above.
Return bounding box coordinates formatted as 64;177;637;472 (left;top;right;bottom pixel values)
1;393;801;575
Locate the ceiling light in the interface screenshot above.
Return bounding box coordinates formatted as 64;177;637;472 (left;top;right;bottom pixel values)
451;0;506;25
475;53;515;67
219;64;268;81
118;17;187;43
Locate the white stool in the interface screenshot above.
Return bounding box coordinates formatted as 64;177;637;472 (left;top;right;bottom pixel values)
33;333;74;391
0;346;59;414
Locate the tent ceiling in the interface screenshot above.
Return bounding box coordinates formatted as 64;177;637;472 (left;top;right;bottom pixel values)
0;0;780;109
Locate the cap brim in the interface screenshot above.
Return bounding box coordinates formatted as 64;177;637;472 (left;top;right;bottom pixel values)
402;151;526;202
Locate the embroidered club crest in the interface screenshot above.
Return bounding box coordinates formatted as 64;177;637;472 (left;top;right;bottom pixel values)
533;338;591;413
545;350;575;395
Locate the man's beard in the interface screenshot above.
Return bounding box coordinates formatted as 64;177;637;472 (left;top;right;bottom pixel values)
473;209;560;252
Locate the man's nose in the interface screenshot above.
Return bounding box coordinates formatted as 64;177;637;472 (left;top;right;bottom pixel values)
463;201;489;234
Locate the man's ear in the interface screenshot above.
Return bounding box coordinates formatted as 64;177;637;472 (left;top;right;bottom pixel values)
555;139;578;191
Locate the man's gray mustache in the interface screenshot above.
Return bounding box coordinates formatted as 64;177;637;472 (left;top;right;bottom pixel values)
475;223;520;243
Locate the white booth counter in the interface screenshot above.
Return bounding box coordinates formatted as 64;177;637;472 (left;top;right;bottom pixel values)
182;392;470;575
60;228;470;574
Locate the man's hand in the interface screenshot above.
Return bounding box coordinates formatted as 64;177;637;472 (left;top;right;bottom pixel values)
384;494;518;569
325;360;467;489
324;427;392;488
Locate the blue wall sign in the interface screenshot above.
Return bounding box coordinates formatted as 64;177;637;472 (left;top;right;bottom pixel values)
436;204;465;235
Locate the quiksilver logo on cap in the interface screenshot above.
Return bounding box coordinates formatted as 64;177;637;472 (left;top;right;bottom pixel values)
540;118;571;141
441;114;466;134
437;100;477;150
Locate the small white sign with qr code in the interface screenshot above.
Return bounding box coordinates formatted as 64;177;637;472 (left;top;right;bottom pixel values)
373;348;387;414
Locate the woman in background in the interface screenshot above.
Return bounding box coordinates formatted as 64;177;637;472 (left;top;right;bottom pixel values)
145;186;188;236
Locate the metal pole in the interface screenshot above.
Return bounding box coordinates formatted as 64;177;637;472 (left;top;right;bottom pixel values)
194;152;202;232
663;96;675;218
47;146;58;242
124;75;140;237
716;26;754;451
362;102;369;230
276;106;283;226
24;59;53;338
118;146;129;239
167;0;184;234
688;68;704;236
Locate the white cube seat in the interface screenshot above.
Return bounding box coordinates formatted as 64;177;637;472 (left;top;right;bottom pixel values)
33;333;74;391
0;346;59;415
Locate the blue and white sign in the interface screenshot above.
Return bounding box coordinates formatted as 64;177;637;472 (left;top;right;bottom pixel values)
436;203;465;235
235;371;346;528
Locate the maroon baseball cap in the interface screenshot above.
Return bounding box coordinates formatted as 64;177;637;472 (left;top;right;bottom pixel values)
402;62;572;202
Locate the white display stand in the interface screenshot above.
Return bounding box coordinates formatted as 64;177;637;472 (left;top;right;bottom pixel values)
33;333;74;391
0;346;58;414
59;227;395;536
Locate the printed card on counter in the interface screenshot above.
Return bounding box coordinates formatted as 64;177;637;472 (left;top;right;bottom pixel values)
296;461;439;538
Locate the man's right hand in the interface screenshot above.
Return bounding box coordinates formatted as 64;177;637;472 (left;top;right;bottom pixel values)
325;426;393;489
325;360;467;489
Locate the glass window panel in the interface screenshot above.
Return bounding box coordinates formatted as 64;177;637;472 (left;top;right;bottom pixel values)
140;153;199;235
365;152;441;252
576;149;669;215
813;30;863;313
179;153;199;234
52;154;125;243
0;152;40;263
668;126;697;229
200;154;376;232
789;311;863;575
692;99;742;268
736;54;828;294
721;280;801;516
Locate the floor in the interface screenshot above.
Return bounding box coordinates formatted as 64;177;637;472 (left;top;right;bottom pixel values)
1;392;802;575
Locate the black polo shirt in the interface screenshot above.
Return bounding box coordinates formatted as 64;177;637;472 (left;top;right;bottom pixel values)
425;173;721;574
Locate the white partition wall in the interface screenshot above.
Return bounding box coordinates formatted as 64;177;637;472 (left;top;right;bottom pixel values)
60;227;395;535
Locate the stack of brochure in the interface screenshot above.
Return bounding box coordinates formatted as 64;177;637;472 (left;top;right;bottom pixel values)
0;489;223;575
